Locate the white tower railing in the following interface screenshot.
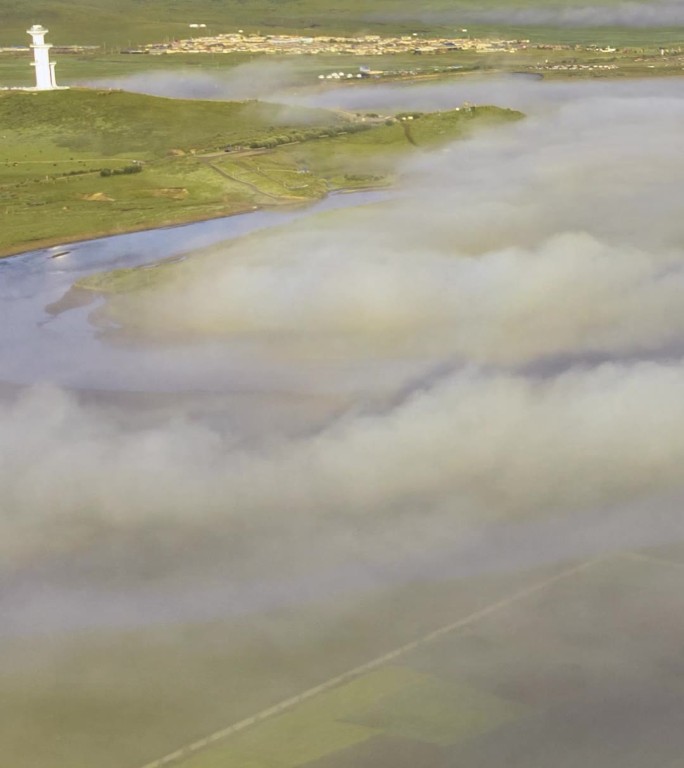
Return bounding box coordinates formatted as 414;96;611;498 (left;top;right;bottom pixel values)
27;24;57;90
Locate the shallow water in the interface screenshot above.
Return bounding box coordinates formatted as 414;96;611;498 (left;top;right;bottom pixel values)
0;189;402;393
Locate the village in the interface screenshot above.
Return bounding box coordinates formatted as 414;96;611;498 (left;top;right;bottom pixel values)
141;31;533;57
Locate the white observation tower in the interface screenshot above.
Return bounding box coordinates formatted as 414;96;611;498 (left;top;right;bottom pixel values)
27;25;58;90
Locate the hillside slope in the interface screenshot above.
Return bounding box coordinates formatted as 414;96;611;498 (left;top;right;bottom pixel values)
0;88;521;255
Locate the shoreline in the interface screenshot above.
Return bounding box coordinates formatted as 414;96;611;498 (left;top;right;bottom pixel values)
6;184;413;265
0;185;388;261
0;201;265;260
0;198;324;259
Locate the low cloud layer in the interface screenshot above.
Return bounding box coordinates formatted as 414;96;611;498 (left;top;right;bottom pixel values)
4;79;684;635
4;361;684;556
79;59;307;100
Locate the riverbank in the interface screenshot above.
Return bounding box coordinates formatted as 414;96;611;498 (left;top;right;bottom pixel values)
0;88;349;256
0;184;397;259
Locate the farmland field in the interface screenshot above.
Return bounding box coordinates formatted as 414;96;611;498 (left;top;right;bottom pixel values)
164;551;684;768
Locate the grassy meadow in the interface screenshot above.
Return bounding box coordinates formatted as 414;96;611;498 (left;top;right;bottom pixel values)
0;88;521;257
0;88;340;255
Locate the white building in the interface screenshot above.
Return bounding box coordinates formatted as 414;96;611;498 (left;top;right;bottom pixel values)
27;25;58;90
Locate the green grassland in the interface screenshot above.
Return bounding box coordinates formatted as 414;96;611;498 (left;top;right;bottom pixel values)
0;88;340;255
351;676;526;746
0;88;521;257
0;48;590;93
2;0;684;49
176;668;526;768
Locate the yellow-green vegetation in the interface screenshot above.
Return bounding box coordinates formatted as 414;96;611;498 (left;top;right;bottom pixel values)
179;667;426;768
273;105;523;186
176;666;527;768
0;88;521;257
0;88;345;255
0;88;342;155
211;106;524;196
1;566;556;768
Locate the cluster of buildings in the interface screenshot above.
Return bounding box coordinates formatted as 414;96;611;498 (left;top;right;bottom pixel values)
142;32;531;56
542;63;618;72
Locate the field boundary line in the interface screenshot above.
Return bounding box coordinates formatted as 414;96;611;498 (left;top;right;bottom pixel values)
136;557;603;768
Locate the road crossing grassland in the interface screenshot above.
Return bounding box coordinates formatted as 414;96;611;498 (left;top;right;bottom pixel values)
138;558;603;768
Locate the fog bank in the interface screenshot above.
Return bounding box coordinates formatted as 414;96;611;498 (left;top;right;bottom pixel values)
4;78;684;634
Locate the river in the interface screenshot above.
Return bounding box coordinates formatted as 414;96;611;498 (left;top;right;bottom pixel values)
0;189;399;393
